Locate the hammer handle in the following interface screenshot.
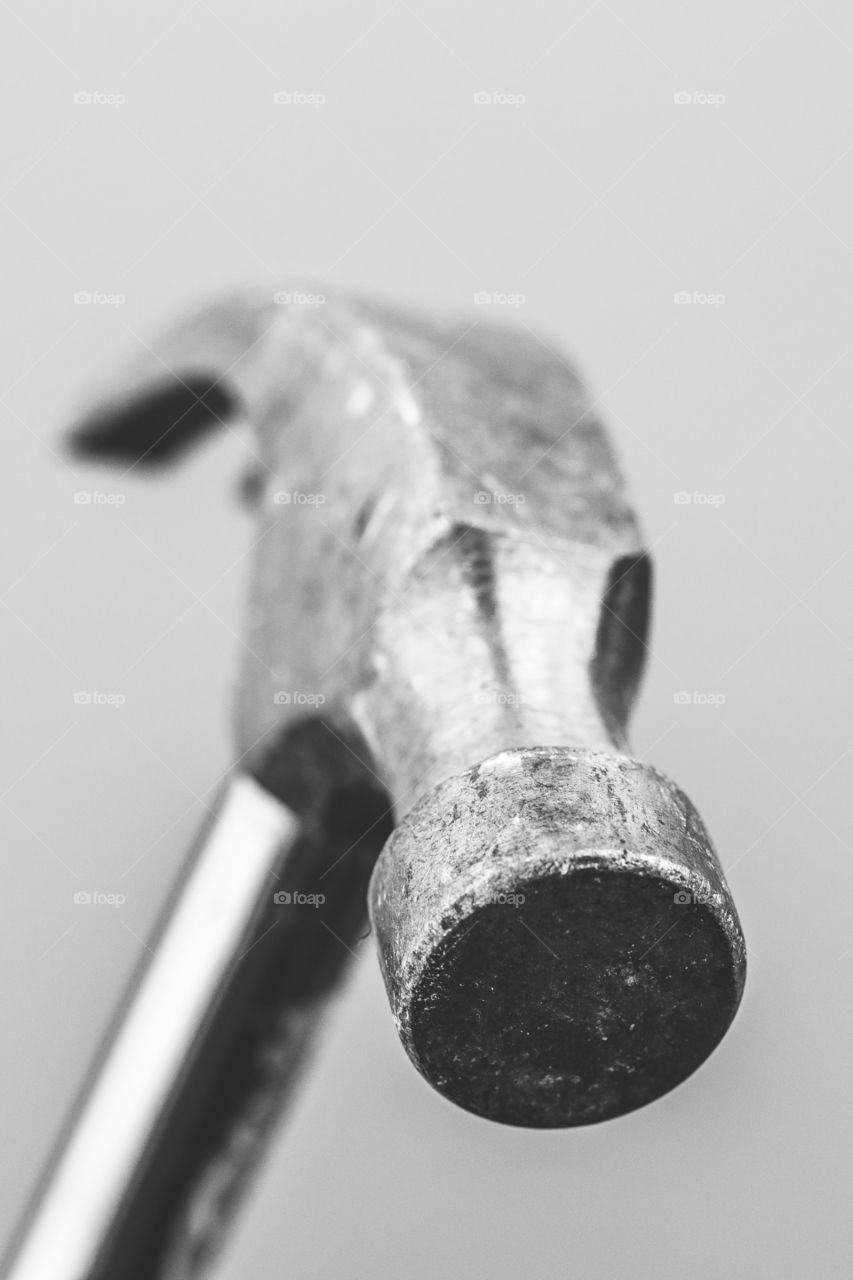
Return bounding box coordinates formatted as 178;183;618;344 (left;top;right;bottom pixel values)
3;778;337;1280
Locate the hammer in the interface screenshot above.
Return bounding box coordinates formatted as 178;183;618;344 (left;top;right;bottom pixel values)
3;288;745;1280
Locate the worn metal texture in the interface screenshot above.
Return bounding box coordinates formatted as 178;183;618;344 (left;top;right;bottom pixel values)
71;283;745;1131
371;747;745;1126
71;286;643;780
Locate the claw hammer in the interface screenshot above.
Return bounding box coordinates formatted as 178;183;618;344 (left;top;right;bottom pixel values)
3;288;745;1280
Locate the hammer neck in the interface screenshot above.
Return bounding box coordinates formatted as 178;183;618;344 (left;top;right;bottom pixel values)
351;527;646;819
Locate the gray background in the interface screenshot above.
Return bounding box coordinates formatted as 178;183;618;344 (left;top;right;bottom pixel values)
1;2;851;1277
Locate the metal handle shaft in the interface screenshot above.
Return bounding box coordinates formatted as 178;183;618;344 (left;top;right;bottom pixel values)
3;777;299;1280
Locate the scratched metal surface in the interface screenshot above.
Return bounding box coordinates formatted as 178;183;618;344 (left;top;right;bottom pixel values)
371;746;745;1125
71;289;644;794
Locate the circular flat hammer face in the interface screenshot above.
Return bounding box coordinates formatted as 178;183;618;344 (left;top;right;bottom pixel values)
369;748;746;1127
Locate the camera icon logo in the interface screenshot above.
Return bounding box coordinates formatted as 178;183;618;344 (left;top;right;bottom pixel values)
474;91;491;105
74;691;92;704
273;891;292;905
73;891;92;905
674;91;691;105
673;890;693;905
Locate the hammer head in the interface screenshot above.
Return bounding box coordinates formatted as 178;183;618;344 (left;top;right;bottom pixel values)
71;285;745;1127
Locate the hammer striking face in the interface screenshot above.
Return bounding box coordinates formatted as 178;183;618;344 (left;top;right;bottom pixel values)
72;287;746;1128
